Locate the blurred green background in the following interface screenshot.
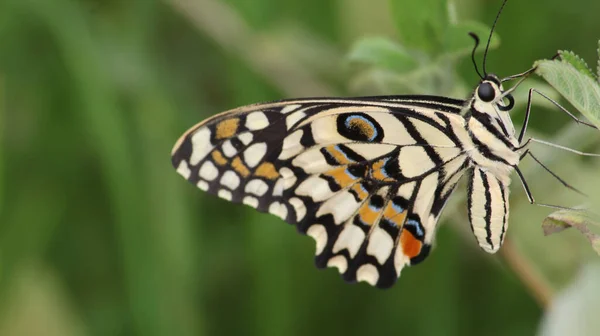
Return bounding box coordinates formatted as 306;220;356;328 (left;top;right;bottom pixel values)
1;0;600;335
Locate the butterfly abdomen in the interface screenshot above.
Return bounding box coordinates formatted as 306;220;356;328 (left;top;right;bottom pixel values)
467;167;510;253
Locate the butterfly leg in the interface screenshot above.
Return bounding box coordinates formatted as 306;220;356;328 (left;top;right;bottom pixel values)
520;150;587;196
517;88;598;143
514;166;585;211
518;137;600;157
515;87;600;209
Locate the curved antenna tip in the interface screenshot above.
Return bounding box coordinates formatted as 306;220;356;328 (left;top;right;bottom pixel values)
468;32;484;79
468;32;480;41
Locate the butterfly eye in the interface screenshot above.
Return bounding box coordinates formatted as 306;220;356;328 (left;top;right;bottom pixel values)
477;82;495;102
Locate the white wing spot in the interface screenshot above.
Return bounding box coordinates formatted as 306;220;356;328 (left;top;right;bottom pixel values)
394;248;410;277
356;264;379;286
279;167;297;190
316;191;360;224
190;128;213;165
222;140;237;157
220;170;240;190
327;255;348;273
295;175;334;202
238;132;253;145
279;130;304;160
367;228;394;264
246;112;269;130
268;202;288;220
289;197;307;221
243;142;267;168
243;196;259;208
199;161;219;181
398;182;416;200
333;224;366;258
245;179;269;196
292;147;331;174
272;178;284;197
176;161;191;179
286;110;306;130
307;224;327;255
197;180;209;191
281;104;301;114
218;189;232;201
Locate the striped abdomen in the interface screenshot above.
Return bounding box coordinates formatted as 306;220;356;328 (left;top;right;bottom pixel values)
467;167;510;253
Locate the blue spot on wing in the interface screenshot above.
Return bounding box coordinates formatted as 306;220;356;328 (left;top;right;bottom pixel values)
392;202;404;214
405;219;424;238
334;145;353;162
345;167;358;179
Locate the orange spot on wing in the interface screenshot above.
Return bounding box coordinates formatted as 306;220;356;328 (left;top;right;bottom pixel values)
371;159;394;182
211;150;228;166
323;167;358;188
324;145;352;165
400;229;422;259
215;118;240;139
255;162;280;180
382;203;407;227
351;183;369;200
358;202;379;226
232;157;250;177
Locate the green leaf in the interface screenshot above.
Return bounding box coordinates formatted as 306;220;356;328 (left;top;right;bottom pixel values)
389;0;448;54
347;37;418;74
558;50;596;80
443;20;499;59
542;209;600;257
535;58;600;129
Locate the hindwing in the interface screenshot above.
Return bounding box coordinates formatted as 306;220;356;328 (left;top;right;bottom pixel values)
171;96;471;288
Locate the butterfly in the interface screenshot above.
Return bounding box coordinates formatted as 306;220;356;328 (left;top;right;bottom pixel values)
170;0;595;288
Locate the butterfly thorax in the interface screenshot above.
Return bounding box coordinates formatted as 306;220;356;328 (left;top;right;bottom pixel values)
463;75;520;180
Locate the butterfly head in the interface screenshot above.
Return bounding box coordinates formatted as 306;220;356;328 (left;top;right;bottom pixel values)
475;74;514;110
470;74;516;138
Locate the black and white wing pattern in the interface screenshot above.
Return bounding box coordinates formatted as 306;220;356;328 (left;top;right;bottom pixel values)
171;96;472;288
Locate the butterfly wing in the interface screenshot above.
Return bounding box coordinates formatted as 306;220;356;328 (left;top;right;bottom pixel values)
171;96;470;288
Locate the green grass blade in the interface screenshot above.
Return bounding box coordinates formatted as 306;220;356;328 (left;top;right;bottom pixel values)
19;0;176;334
0;78;3;219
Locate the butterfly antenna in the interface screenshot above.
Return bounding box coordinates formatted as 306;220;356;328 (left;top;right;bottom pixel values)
483;0;509;76
469;32;484;79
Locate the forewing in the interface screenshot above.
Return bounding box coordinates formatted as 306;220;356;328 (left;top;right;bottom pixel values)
171;97;469;288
